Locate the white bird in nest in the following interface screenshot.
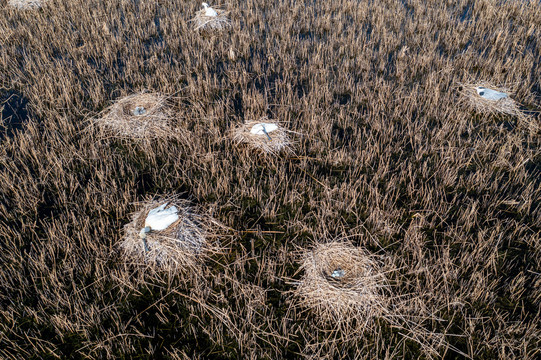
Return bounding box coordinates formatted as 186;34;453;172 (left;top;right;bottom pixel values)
139;203;179;251
331;268;345;279
202;2;218;17
250;123;278;140
476;86;509;101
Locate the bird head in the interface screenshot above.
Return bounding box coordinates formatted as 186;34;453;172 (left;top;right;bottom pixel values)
202;2;209;8
139;226;151;239
475;86;485;94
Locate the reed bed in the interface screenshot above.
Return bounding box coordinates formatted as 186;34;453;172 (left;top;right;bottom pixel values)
0;0;539;358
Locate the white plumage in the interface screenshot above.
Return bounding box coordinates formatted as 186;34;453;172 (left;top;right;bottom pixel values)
250;123;278;135
144;203;179;231
331;268;345;279
202;2;218;17
476;86;508;101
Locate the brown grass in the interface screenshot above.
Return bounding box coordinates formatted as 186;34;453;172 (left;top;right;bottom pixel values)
231;119;295;156
294;241;390;329
0;0;540;358
8;0;45;10
190;4;231;32
120;195;218;272
94;92;180;141
459;81;523;116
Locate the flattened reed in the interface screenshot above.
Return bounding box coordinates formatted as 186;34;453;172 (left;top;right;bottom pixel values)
190;4;231;32
120;196;216;272
0;0;540;358
294;241;390;329
95;92;178;141
459;81;524;117
8;0;44;10
231;119;295;156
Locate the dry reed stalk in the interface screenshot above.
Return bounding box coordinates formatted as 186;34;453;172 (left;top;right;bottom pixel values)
231;119;295;156
120;196;218;272
8;0;44;10
459;81;525;118
294;241;391;333
94;92;180;141
190;5;231;32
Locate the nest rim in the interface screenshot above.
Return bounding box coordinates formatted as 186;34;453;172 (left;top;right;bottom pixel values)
231;119;295;156
458;81;524;117
120;197;210;271
94;92;179;140
294;241;391;324
191;6;231;31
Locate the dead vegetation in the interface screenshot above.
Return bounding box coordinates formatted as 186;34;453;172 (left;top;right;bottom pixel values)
459;81;523;116
94;92;180;141
190;3;231;32
7;0;45;10
120;196;219;273
294;241;390;330
231;119;295;156
0;0;540;359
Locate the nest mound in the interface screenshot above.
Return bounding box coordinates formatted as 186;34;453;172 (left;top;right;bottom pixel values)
8;0;44;9
294;241;390;329
459;81;524;117
191;6;231;32
120;197;214;271
95;92;178;140
231;120;295;156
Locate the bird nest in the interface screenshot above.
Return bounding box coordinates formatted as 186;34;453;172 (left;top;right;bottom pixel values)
120;197;214;272
8;0;44;9
459;81;523;117
191;5;231;32
231;120;295;156
95;92;179;141
294;241;391;331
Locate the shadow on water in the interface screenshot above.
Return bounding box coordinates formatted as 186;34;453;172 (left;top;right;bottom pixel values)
0;90;29;140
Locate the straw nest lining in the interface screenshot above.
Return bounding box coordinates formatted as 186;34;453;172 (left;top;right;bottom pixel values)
231;120;295;156
191;5;231;31
120;197;213;271
459;82;524;117
95;92;178;140
8;0;44;9
294;241;390;328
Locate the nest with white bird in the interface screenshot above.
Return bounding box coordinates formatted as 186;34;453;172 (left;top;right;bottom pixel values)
231;119;295;156
94;92;180;141
191;3;231;32
120;197;218;271
459;81;525;117
8;0;45;9
293;241;392;332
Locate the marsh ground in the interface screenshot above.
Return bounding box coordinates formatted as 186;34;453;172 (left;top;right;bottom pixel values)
0;0;540;358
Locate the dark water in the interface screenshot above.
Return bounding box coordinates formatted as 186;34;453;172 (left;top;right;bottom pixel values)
0;90;29;140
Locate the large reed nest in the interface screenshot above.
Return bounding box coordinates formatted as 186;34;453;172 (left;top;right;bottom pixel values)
294;241;390;331
459;81;524;118
8;0;44;9
231;120;295;156
120;197;216;272
191;4;231;32
95;92;179;140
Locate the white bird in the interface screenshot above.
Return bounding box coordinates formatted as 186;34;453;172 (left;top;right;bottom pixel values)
202;2;218;17
250;123;278;140
476;86;508;101
132;106;147;116
139;203;179;247
331;268;345;279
